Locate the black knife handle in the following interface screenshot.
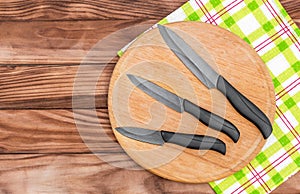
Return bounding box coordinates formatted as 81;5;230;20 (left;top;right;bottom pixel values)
161;131;226;155
216;76;272;139
183;99;240;143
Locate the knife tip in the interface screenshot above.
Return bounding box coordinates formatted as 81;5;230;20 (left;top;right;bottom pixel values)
126;74;138;83
157;24;167;32
115;127;123;133
126;74;134;79
126;74;147;86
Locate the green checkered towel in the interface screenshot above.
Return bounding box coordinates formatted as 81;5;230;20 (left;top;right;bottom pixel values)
119;0;300;193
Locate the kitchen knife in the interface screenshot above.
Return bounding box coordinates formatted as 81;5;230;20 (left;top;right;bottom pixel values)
115;127;226;155
158;24;272;139
127;74;240;142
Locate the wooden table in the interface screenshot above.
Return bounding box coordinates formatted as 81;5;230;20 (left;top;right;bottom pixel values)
0;0;298;193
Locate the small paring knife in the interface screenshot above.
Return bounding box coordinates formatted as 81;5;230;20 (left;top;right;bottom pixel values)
127;74;240;143
158;24;273;139
115;127;226;155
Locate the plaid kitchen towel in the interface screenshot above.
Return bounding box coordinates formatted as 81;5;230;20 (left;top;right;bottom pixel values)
119;0;300;193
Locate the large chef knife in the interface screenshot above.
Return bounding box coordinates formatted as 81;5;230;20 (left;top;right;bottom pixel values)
115;127;226;155
127;74;240;142
158;24;272;139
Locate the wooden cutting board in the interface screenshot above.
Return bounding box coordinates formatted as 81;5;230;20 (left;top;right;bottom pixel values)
108;22;275;183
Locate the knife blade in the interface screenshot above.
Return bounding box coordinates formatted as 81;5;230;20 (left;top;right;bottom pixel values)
127;74;240;142
115;127;226;155
158;24;272;139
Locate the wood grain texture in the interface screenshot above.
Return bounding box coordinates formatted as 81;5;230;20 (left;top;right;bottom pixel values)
281;0;300;25
0;109;116;153
0;153;297;194
0;3;297;66
0;154;218;194
0;0;187;21
0;0;298;193
0;20;153;65
0;1;298;109
0;65;113;109
108;22;275;183
0;107;300;191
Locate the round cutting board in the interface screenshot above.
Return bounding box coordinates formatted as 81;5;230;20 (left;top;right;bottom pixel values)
108;22;275;183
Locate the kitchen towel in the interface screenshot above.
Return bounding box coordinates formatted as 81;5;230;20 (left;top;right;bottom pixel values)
119;0;300;193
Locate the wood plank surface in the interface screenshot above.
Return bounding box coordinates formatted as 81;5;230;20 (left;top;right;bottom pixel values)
0;1;297;65
0;20;154;65
281;0;300;24
0;0;298;193
0;153;297;194
0;3;298;109
0;0;187;21
0;154;218;194
0;109;115;153
0;107;300;193
0;65;113;109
